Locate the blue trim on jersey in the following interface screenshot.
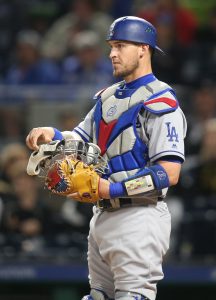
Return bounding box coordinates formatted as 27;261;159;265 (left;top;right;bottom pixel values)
115;88;137;99
143;104;179;115
144;87;178;114
73;129;88;142
147;88;175;101
158;158;183;164
150;150;185;160
94;99;102;141
143;88;179;114
77;126;92;140
124;73;156;89
114;73;156;99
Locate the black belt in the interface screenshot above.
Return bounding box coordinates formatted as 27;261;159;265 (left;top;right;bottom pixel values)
96;197;163;211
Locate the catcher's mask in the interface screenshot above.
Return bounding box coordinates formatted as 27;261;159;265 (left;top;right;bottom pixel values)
27;139;108;177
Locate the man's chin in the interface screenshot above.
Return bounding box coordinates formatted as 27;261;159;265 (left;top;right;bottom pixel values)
113;70;123;78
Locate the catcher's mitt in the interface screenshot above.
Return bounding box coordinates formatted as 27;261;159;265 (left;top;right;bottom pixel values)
45;156;100;202
27;139;108;203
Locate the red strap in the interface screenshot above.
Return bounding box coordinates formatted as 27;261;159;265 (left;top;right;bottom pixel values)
98;119;117;155
146;97;177;108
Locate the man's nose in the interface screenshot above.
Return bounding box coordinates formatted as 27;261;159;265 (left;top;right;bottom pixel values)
109;48;116;59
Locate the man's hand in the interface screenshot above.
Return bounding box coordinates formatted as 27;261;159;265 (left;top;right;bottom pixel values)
67;177;110;201
99;178;110;199
26;127;55;150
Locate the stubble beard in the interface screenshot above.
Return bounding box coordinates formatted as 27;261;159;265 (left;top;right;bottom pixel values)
113;60;139;78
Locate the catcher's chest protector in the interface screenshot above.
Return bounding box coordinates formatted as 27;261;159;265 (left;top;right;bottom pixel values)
93;79;178;182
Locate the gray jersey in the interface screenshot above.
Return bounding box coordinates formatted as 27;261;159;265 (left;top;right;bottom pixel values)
138;107;187;163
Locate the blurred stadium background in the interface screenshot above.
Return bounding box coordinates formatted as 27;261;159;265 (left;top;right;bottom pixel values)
0;0;215;299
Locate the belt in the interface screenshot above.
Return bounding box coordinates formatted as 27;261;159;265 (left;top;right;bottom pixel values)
96;197;163;211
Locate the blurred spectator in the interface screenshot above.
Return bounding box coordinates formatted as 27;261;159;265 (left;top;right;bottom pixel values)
1;160;54;252
25;1;60;36
0;142;29;186
152;13;184;84
56;109;93;234
179;0;216;24
186;83;216;155
181;5;216;86
196;6;216;45
0;142;29;232
58;110;80;131
0;107;26;140
187;6;216;84
40;0;113;60
0;1;26;78
60;198;93;235
0;141;91;251
62;30;113;88
180;44;203;86
5;29;62;84
97;0;132;19
175;118;216;259
200;119;216;163
136;0;198;46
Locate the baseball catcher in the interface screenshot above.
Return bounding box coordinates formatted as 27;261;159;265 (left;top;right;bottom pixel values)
27;139;108;203
26;15;187;300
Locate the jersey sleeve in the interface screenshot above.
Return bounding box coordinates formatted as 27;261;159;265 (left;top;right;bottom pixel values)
72;105;96;142
146;107;187;163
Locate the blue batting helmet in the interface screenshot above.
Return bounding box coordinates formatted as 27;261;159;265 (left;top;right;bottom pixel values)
106;16;164;54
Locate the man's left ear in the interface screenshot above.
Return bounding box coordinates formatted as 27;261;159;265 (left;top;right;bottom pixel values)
140;44;148;57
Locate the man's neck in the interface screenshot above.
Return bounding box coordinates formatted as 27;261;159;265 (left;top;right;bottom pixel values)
124;73;156;89
124;64;152;83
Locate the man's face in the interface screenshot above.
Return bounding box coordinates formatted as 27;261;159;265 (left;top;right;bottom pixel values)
108;40;141;78
17;43;38;65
